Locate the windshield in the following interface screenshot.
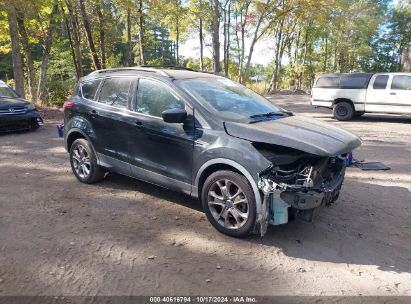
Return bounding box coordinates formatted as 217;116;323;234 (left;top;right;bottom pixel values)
0;83;19;98
179;78;283;122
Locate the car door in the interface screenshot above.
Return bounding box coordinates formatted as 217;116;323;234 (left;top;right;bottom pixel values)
128;77;195;194
77;78;104;151
91;76;137;175
388;74;411;114
365;74;389;113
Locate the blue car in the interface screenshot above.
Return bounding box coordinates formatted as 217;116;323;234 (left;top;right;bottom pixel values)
0;80;43;132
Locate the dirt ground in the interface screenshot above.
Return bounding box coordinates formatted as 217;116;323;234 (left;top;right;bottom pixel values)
0;95;410;296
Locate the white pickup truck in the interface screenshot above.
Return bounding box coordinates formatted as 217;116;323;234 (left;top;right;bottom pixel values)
310;72;411;120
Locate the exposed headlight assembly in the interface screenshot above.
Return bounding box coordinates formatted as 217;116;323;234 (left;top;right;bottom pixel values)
25;103;36;111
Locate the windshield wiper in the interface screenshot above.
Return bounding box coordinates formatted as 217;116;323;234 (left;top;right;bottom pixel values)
249;112;285;119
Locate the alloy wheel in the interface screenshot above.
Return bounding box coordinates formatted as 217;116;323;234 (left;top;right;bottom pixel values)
207;179;249;229
72;144;91;179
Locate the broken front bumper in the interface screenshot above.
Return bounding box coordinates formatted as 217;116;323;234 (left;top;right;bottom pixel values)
280;165;345;210
257;164;346;236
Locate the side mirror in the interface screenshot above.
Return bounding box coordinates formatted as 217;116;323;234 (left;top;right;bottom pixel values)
162;108;187;123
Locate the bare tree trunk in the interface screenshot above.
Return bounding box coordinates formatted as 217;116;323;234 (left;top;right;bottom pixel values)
244;0;273;78
225;0;231;76
294;28;300;64
223;0;230;77
223;0;231;76
324;36;328;71
127;7;132;66
244;17;263;77
238;10;245;82
237;2;250;83
268;20;284;92
62;5;80;79
234;9;241;74
211;0;221;73
37;3;58;101
79;0;101;70
199;16;204;70
16;9;36;101
138;0;145;65
402;47;411;72
339;52;344;72
7;3;25;98
298;28;309;89
66;0;83;77
175;8;179;65
97;3;106;69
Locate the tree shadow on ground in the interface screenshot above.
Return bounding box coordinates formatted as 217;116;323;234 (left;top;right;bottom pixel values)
89;171;411;274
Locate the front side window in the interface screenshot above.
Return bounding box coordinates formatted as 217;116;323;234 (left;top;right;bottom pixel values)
373;75;389;90
81;79;102;100
391;75;411;90
136;78;185;117
179;78;283;122
99;77;133;108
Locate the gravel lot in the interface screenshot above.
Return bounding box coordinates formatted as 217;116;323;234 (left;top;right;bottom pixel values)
0;95;410;296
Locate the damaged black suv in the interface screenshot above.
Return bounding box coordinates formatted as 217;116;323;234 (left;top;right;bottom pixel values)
63;67;361;237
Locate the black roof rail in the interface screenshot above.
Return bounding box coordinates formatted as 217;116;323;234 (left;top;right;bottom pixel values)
138;65;197;72
88;66;169;77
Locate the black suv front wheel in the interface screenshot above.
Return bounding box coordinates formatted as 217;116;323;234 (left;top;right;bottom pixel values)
70;138;106;184
201;170;256;238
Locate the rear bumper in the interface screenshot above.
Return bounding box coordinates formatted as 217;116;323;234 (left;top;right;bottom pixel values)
311;99;333;108
0;111;43;132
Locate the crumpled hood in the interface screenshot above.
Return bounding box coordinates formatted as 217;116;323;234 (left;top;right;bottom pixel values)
224;115;361;157
0;97;29;109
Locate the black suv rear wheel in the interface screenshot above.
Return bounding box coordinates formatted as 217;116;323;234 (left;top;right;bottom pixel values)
201;170;256;238
70;138;106;184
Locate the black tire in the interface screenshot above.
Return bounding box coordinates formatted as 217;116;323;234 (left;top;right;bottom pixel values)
333;101;354;121
31;120;40;131
70;138;106;184
201;170;256;238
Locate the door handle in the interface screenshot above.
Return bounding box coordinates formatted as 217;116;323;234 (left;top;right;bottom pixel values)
134;120;143;127
390;92;396;95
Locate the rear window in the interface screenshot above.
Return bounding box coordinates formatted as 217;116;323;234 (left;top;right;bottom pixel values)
81;79;102;100
340;76;369;89
373;75;389;89
391;75;411;90
315;77;340;88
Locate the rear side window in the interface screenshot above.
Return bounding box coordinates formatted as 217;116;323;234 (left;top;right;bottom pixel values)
373;75;389;89
391;75;411;90
99;77;133;108
315;77;340;88
340;76;369;89
81;79;102;100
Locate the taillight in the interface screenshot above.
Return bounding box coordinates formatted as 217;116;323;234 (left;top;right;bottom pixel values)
63;101;75;110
